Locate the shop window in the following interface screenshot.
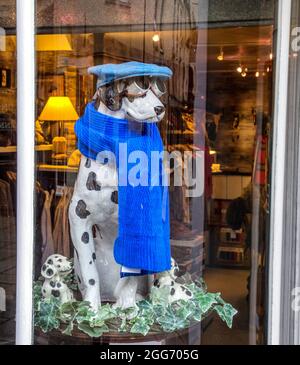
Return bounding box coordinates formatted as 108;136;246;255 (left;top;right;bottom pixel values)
0;0;277;345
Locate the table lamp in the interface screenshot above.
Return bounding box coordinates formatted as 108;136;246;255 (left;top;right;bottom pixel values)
39;96;79;164
39;96;79;134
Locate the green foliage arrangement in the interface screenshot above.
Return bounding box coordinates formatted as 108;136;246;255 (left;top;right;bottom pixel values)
34;274;237;338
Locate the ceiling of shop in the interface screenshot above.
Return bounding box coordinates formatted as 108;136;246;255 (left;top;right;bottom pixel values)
104;25;273;74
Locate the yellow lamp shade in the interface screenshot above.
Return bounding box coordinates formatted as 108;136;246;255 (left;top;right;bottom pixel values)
39;97;79;121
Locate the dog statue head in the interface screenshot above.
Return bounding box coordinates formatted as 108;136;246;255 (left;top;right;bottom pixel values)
41;254;73;280
88;62;173;123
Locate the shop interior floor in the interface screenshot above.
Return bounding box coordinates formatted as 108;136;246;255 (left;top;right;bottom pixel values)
201;267;250;345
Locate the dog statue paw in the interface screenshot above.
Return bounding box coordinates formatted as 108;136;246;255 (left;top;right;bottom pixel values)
112;276;139;311
41;254;74;304
153;259;193;304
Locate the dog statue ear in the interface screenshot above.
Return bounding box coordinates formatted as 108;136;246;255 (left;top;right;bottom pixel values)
169;258;180;279
41;263;57;279
100;85;122;112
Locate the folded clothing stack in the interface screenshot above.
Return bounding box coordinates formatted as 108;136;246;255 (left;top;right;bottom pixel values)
52;136;68;163
170;221;206;279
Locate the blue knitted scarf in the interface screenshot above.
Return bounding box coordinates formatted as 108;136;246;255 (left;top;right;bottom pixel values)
75;103;171;274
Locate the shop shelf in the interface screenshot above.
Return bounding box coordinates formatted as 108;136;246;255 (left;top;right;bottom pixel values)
0;144;53;153
36;164;78;173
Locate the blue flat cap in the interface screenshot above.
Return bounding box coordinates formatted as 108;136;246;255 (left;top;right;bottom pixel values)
88;61;173;88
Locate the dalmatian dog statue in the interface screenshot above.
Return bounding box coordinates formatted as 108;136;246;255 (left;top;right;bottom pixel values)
41;254;74;304
69;63;172;312
153;259;193;304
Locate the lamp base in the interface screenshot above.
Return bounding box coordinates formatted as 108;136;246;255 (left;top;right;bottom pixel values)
52;136;68;164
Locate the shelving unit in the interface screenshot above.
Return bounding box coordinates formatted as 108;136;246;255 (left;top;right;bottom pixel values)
0;144;53;153
36;164;78;173
209;173;252;269
0;144;79;173
217;227;246;265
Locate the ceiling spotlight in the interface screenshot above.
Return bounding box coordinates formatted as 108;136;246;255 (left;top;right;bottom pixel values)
237;66;243;73
217;48;224;61
267;67;270;73
152;33;160;42
270;53;273;60
255;71;260;78
293;52;298;58
241;71;247;77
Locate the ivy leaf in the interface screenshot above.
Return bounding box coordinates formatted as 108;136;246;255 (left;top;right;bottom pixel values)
118;317;129;333
175;303;194;321
88;304;117;327
33;282;43;312
215;292;226;305
77;321;109;338
192;308;202;322
76;304;96;323
194;292;218;314
78;301;92;309
98;304;117;320
152;304;167;318
59;302;77;322
121;306;139;320
214;304;238;328
130;318;151;336
62;321;74;336
150;286;170;306
35;298;60;333
156;307;184;332
139;309;155;326
137;300;153;311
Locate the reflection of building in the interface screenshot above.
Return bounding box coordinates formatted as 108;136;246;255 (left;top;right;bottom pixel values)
36;0;274;29
105;0;131;7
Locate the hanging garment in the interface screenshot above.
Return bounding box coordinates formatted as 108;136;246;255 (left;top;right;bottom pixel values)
34;186;46;278
6;171;16;216
0;178;15;248
0;180;13;218
53;186;73;258
75;102;171;274
41;189;55;264
253;135;268;186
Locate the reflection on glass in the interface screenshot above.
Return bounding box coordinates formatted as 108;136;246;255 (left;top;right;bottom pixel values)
33;0;275;345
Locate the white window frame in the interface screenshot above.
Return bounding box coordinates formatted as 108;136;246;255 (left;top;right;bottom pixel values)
267;0;292;345
14;0;290;345
15;0;36;345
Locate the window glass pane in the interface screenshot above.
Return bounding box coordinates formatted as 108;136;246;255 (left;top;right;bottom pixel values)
279;0;300;344
34;0;275;345
0;0;16;345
